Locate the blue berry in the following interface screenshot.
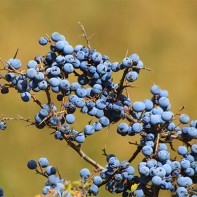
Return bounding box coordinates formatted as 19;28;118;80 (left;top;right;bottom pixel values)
190;120;197;128
126;71;138;82
26;68;37;79
129;53;139;64
76;87;87;98
179;114;190;124
132;102;145;112
7;58;21;70
180;159;190;169
159;89;169;98
177;146;187;155
162;164;172;175
38;157;49;168
122;58;132;68
48;175;59;185
60;124;70;134
132;123;142;133
92;52;102;63
150;114;161;125
187;127;197;137
117;123;128;135
133;188;144;197
161;111;173;121
89;184;99;196
191;144;197;154
55;40;68;51
75;98;85;108
139;166;150;176
96;64;107;74
143;99;153;111
157;150;170;162
158;97;170;108
158;143;167;151
27;60;37;69
92;84;102;94
151;85;160;95
39;37;48;45
0;122;6;130
50;116;60;126
84;125;95;135
142;146;153;156
92;122;102;131
46;166;56;176
176;187;188;197
80;168;90;179
75;133;85;143
185;168;195;176
63;45;73;55
93;176;102;186
21;92;31;102
99;117;110;127
152;176;162;186
64;63;74;74
27;160;37;170
66;114;75;124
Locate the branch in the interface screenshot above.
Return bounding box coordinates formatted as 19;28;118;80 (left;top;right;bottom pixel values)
116;68;129;99
125;113;138;123
45;88;51;104
152;186;160;197
154;133;160;155
64;137;105;171
128;146;142;163
0;115;35;126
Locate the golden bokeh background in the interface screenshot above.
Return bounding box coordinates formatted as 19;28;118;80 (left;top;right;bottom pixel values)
0;1;197;196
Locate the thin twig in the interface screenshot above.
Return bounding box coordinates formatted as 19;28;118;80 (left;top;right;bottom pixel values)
13;48;19;59
78;22;94;49
128;141;143;147
102;147;108;157
31;94;43;108
132;66;152;71
0;115;35;125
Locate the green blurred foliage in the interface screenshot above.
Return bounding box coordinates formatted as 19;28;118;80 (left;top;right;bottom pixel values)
0;0;197;196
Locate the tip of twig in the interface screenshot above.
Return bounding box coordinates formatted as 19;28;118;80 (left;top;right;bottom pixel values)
13;48;19;59
125;49;129;58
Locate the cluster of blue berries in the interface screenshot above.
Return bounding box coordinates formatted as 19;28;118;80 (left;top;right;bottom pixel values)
27;157;71;196
0;31;144;144
86;154;144;197
0;30;197;197
138;143;197;197
27;157;100;196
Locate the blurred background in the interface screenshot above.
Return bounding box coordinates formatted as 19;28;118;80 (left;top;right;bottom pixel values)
0;0;197;196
